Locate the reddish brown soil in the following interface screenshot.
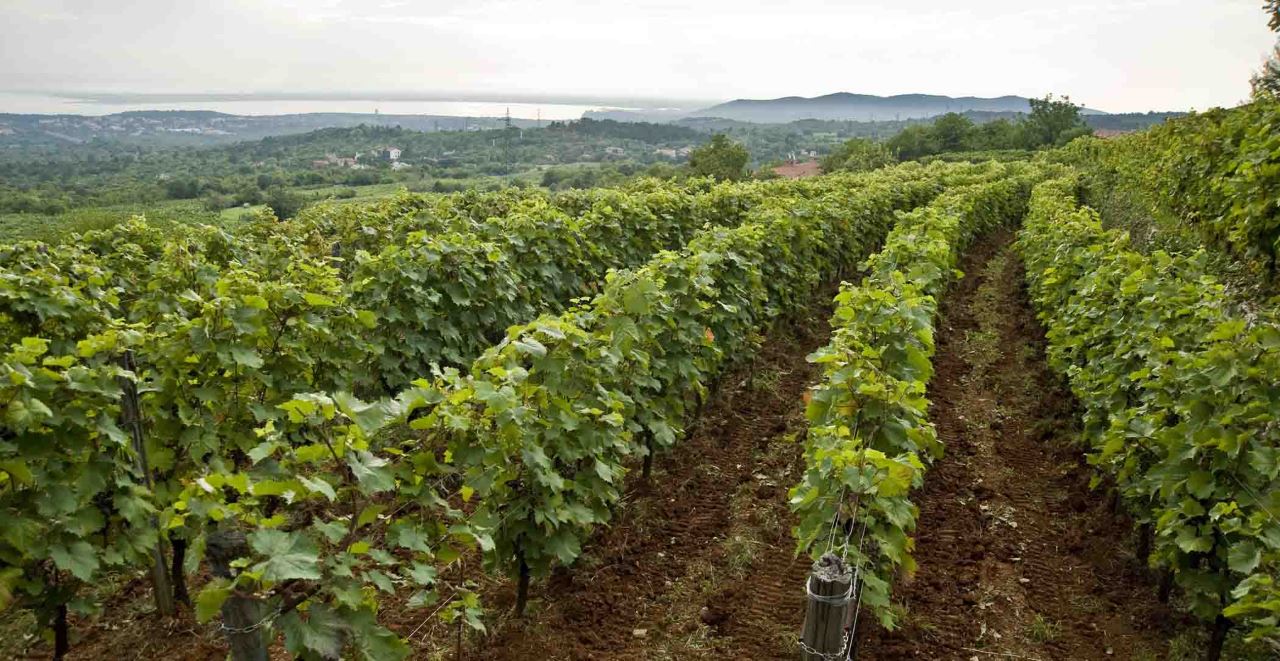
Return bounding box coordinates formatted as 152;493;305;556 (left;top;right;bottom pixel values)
0;295;834;661
771;160;823;179
468;297;837;660
858;230;1174;660
2;232;1179;661
0;576;232;660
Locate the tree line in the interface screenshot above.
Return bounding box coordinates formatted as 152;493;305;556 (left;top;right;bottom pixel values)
820;95;1090;171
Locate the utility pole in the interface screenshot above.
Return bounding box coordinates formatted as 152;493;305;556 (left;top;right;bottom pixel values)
505;108;515;168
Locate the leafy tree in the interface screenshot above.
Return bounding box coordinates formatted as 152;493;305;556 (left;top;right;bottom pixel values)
688;134;749;181
163;177;201;200
971;119;1027;150
931;113;976;152
886;125;940;160
231;183;263;207
1025;94;1088;147
1252;45;1280;100
821;138;897;173
201;193;231;212
265;186;305;220
1252;2;1280;99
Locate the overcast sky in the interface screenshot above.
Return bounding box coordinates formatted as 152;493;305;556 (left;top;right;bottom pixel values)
1;0;1276;112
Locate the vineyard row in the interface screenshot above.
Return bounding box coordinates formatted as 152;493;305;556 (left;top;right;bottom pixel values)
1020;176;1280;650
1;162;1011;658
790;167;1040;640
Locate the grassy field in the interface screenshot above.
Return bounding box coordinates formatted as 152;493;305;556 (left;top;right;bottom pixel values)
0;182;414;243
0;168;637;244
0;199;224;243
300;182;408;199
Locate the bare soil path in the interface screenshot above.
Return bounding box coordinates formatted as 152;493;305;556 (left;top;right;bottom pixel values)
1;232;1178;661
421;230;1177;661
470;294;837;660
859;230;1173;660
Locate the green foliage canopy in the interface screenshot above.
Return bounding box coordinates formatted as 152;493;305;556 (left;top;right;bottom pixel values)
792;164;1040;629
688;134;750;181
1020;177;1280;644
821;137;897;173
882;95;1088;162
1025;94;1090;147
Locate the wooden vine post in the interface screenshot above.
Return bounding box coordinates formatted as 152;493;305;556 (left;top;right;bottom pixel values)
515;551;532;616
53;603;69;661
513;535;532;616
1206;614;1231;661
641;430;655;481
800;553;854;661
207;530;270;661
117;350;175;617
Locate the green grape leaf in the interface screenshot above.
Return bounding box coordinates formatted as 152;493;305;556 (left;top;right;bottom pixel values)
49;541;99;581
195;582;232;623
249;529;323;581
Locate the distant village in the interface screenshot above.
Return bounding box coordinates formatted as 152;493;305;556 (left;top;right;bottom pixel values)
305;142;705;172
0;113;245;143
0;111;533;147
311;146;410;170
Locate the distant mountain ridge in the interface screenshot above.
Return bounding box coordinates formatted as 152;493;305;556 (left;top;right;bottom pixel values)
688;92;1107;123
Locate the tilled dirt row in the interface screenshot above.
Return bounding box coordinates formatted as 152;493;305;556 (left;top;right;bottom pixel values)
859;230;1172;660
472;296;838;660
467;231;1176;661
5;232;1178;661
7;292;837;661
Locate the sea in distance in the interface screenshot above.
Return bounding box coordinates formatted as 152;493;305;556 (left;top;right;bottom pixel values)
0;91;675;120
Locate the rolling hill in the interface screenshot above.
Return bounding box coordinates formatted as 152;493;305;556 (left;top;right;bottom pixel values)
686;92;1107;123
